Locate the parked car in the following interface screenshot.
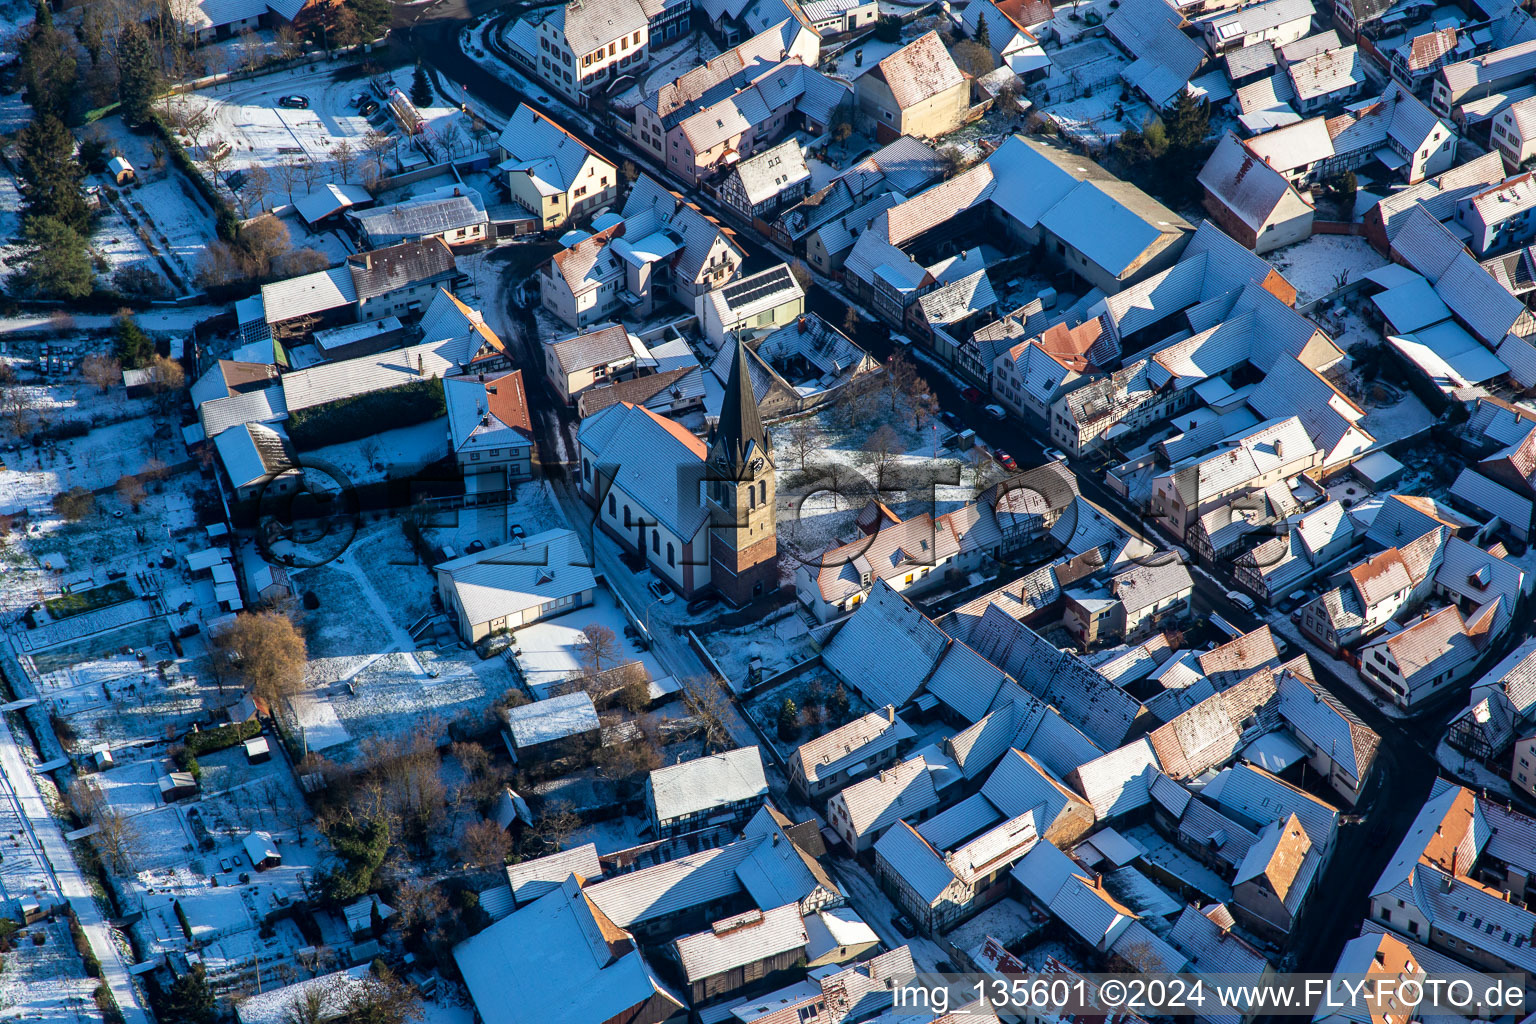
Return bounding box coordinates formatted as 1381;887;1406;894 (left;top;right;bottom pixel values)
350;93;369;108
277;95;309;109
360;100;380;116
1042;447;1068;463
892;914;916;937
993;449;1017;471
1224;590;1256;612
940;411;964;434
511;523;526;541
686;594;720;617
648;578;675;604
961;386;984;403
983;403;1007;421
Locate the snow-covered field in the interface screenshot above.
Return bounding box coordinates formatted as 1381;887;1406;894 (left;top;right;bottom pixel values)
0;918;103;1022
0;396;169;517
706;611;824;685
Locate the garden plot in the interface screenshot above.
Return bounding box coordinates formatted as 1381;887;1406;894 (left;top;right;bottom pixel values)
349;523;438;629
37;649;226;755
300;418;450;487
1267;234;1388;306
329;647;508;743
511;587;669;699
704;611;825;685
0;917;102;1022
0;399;169;517
421;478;567;556
89;200;170;295
775;402;990;562
744;663;869;742
93;115;220;291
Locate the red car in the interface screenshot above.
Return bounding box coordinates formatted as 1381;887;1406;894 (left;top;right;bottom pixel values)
961;386;984;403
994;449;1017;471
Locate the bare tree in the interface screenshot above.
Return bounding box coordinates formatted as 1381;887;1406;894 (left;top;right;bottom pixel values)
782;419;818;470
145;355;186;415
243;163;272;215
210;610;309;712
437;118;464;159
457;819;511;867
273;154;302;203
575;624;620;676
356;434;383;469
4;386;35;439
330;140;356;184
339;964;423;1024
205;137;233;187
71;778;139;874
363;129;394;178
295;155;322;195
679;676;734;752
116;474;148;512
275;23;303;60
81;354;121;394
533;801;582;853
391;877;446;938
863;424;901;487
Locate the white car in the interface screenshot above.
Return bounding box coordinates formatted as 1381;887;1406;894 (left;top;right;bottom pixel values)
983;403;1007;421
1042;447;1068;463
1224;590;1256;612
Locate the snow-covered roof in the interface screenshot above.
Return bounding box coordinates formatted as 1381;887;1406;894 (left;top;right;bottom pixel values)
506;843;602;904
454;876;683;1024
506;691;600;749
577;401;711;539
436;530;597;630
1198;134;1309;232
673;904;807;983
649;747;767;824
498;104;609;197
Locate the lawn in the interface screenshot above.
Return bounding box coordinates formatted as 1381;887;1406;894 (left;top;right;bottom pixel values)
43;579;134;621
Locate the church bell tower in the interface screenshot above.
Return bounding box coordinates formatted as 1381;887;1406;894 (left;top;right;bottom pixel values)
706;335;778;605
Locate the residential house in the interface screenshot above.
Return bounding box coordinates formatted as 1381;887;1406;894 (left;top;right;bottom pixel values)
1198;0;1315;54
1232;813;1320;941
699;264;807;346
1368;782;1536;977
1105;0;1209;107
503;0;678;108
1298;527;1446;653
988;315;1107;427
717;139;812;223
1454;172;1536;257
1432;39;1536;118
1150;417;1322;539
1446;636;1536;761
874;812;1038;934
167;0;316;44
960;0;1052;75
1011;841;1137;952
1389;26;1470;95
545;323;648;404
1515;733;1536;797
497;104;618;230
1362;150;1506;252
1232;500;1357;604
630;22;822;178
540;177;746;328
1167;904;1274;1016
646;747;769;841
1490;94;1536;167
213;422;300;503
825;755;947;853
444;369;535;482
1246;83;1457;185
575;365;706;421
789;706;916;799
505;845;603;905
673;904;808;1005
982;748;1097;847
1357;603;1494;709
856;32;973;143
709;310;882;422
1199;133;1316;252
435;530;596;643
236;238;458;345
505;692;602;763
453;876;684;1024
1286;44;1368;113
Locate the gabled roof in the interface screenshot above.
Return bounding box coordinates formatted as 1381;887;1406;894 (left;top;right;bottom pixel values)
444;370;532;455
437;530;597;628
673;904;807;983
649;748;767;823
1199;133;1311;232
1106;0;1207;106
347;238;455;302
792;704;916;785
821;580;949;709
832;755;943;839
497;104;609;197
578;401;711;539
454;876;682;1024
869;31;965;110
1277;671;1378;780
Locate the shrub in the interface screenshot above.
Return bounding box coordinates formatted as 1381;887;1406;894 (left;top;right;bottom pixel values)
284;377;446;451
183;720;261;757
174;899;192;938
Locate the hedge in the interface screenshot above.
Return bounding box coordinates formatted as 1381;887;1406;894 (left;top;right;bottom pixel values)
286;377;446;451
148;114;239;240
183;719;261;757
44;580;135;621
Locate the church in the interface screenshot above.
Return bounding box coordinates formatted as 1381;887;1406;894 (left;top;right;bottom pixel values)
576;336;778;605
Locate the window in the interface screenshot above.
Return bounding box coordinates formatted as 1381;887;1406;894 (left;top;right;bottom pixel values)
667;542;675;566
608;42;616;56
759;480;767;505
583;458;592;482
583;53;591;65
624;505;631;528
608;494;616;516
633;30;641;43
653;531;660;553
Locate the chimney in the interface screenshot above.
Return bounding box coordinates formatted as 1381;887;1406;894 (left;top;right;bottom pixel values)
798;316;809;333
1093;872;1103;890
453;186;461;197
1274;439;1283;458
885;705;895;723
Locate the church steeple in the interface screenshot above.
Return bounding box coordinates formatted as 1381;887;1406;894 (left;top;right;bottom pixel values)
712;334;771;480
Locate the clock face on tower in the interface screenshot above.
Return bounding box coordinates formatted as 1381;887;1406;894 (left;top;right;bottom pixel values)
750;457;764;473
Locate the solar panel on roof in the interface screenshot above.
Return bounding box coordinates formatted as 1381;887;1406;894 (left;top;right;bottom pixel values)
722;265;795;307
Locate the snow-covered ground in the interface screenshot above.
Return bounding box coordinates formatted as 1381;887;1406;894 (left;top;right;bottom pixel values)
512;587;670;698
1268;235;1388;307
0;917;102;1023
706;612;824;685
